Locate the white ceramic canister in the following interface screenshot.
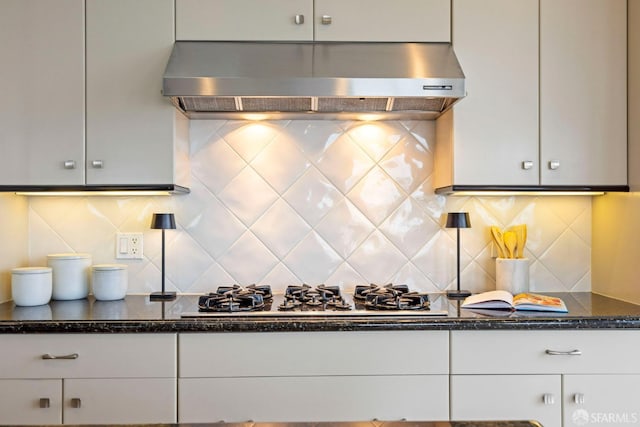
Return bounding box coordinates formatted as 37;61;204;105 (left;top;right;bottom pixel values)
47;253;92;300
91;264;128;301
11;267;53;306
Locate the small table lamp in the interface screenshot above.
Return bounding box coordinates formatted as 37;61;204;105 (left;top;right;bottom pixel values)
150;213;176;301
446;212;471;299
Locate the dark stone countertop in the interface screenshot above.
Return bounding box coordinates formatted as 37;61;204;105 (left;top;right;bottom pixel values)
0;292;639;333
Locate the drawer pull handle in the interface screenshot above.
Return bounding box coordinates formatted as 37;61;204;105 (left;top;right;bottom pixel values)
70;398;81;409
574;393;585;404
42;353;79;360
39;398;50;409
545;349;582;356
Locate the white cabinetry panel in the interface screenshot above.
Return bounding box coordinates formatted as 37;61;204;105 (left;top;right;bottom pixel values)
563;375;640;425
451;375;560;427
180;331;448;377
176;0;449;42
0;334;176;379
314;0;450;42
179;375;449;422
540;0;626;186
0;379;62;425
451;330;640;375
176;0;314;41
64;378;176;424
437;0;538;187
0;0;85;186
86;0;180;186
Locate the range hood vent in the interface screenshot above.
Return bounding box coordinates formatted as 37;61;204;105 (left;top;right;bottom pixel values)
163;42;465;120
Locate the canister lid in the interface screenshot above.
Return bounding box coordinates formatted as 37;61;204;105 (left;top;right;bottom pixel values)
47;253;91;260
12;267;52;275
92;264;127;271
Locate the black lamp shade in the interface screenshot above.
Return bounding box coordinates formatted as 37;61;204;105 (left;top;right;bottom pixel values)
446;212;471;229
151;213;176;230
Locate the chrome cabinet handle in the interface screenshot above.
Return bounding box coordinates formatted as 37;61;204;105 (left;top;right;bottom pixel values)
63;160;76;170
91;160;104;168
321;15;332;25
548;160;560;170
70;398;81;409
521;161;533;170
42;353;79;360
294;14;304;24
545;349;582;356
574;393;585;404
542;393;555;405
39;398;50;409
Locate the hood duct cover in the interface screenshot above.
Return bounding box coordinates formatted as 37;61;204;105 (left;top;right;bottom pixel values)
163;42;465;119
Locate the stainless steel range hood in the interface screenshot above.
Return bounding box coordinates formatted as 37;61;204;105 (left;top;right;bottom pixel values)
162;42;465;120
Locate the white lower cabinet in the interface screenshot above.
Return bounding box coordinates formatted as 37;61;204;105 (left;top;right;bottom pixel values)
63;378;176;424
178;331;449;422
0;379;62;425
450;330;640;427
0;334;177;425
563;375;640;426
450;375;561;426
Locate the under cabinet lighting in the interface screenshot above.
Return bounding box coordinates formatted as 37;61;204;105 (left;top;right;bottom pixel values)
15;191;173;197
448;191;606;197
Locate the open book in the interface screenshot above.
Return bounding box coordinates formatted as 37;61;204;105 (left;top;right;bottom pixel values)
461;290;568;313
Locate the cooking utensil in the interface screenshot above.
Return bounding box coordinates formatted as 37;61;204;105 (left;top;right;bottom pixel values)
491;226;507;258
512;224;527;258
503;231;517;259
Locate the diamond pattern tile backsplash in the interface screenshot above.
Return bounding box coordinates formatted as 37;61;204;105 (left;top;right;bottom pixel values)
27;120;592;295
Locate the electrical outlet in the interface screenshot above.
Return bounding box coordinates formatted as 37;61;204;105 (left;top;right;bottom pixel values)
116;232;144;259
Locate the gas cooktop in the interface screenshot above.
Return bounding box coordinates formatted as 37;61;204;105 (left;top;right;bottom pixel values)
181;284;449;318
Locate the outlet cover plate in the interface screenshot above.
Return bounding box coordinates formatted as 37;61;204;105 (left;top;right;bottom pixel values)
116;232;144;259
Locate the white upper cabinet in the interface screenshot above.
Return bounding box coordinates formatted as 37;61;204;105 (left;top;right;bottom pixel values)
87;0;188;186
176;0;450;42
540;0;627;186
313;0;450;42
0;0;85;186
176;0;314;41
436;0;627;190
435;0;538;188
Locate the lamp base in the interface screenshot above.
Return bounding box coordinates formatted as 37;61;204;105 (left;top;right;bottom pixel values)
150;291;176;301
446;289;471;299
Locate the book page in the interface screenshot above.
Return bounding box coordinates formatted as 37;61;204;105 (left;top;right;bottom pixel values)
513;293;567;312
461;290;514;310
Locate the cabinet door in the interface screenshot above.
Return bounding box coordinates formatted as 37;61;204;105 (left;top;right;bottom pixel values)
0;0;85;186
314;0;450;42
179;375;449;422
451;375;561;427
86;0;177;185
564;375;640;426
0;379;62;425
176;0;314;40
64;378;176;424
540;0;626;186
440;0;538;187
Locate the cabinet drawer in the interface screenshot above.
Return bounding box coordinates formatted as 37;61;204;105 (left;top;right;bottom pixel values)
451;330;640;374
0;334;176;379
179;331;448;377
179;375;449;422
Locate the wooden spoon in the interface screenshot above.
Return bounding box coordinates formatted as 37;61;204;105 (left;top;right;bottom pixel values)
491;226;507;258
513;224;526;258
503;231;517;259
